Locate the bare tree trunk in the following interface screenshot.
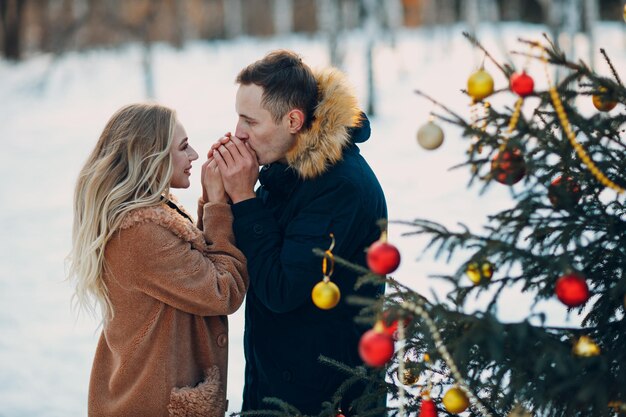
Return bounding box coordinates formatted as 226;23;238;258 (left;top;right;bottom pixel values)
0;0;26;60
500;0;521;20
318;0;342;67
33;0;51;52
142;42;154;99
463;0;481;67
488;0;510;65
564;0;581;59
420;0;436;26
463;0;479;35
537;0;562;81
381;0;402;46
439;0;456;47
341;0;358;29
167;0;185;48
537;0;560;44
141;2;158;99
273;0;293;35
362;0;379;117
224;0;242;38
439;0;455;24
583;0;599;70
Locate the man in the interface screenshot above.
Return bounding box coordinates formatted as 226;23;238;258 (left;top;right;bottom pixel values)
210;50;387;415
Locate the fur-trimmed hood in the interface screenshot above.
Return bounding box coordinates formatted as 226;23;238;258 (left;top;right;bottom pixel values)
285;67;368;179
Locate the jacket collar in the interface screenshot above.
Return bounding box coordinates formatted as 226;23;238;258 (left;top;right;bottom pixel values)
284;67;368;179
259;163;300;198
117;196;208;253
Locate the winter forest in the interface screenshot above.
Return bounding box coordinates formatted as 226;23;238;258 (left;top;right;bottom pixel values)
1;0;625;416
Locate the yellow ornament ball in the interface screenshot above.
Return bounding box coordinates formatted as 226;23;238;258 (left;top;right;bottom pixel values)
467;69;494;101
623;3;626;22
443;386;470;414
312;279;340;309
466;261;494;284
416;121;444;150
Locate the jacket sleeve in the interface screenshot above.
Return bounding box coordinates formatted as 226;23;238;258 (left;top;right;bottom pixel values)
231;179;367;314
106;202;249;316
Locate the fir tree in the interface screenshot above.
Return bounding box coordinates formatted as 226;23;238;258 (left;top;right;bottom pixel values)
239;33;625;417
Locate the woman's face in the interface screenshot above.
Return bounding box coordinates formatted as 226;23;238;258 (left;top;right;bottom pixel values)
169;120;199;189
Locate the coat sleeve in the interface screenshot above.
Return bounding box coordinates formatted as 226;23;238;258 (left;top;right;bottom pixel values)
231;179;367;314
106;203;249;316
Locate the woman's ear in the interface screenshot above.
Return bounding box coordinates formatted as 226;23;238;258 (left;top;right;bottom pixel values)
286;109;305;133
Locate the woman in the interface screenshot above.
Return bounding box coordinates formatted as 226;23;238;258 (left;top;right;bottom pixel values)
68;103;248;417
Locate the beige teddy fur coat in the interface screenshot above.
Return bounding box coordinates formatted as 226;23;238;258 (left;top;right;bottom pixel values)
88;199;248;417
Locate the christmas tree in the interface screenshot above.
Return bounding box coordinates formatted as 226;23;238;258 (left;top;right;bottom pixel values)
241;32;626;417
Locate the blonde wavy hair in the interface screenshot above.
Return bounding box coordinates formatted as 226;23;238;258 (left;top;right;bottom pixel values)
68;103;177;323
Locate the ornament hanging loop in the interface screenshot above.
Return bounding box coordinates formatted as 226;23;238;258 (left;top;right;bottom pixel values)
322;233;336;279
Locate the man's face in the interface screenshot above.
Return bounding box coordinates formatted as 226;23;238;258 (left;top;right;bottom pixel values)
234;84;295;165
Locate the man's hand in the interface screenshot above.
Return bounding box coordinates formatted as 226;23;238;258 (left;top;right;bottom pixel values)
212;135;259;204
208;132;232;159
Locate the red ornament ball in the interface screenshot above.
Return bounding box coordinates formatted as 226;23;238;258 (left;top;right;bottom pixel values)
358;327;395;367
548;175;582;210
555;273;590;307
419;397;438;417
491;148;526;185
510;72;534;97
367;240;401;275
380;312;413;339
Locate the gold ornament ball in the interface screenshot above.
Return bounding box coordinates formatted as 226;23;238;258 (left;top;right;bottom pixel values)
572;335;601;357
442;386;470;414
466;261;494;284
623;3;626;22
508;404;533;417
416;121;445;150
467;69;494;101
609;401;626;416
312;280;340;310
592;92;617;112
398;364;420;386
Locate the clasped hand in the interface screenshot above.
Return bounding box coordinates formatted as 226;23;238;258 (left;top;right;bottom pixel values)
202;133;259;204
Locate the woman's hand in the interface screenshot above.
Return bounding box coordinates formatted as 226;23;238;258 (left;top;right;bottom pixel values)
201;157;228;204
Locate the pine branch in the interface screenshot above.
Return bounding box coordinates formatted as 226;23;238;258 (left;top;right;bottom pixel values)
462;31;510;76
412;89;468;125
600;48;624;87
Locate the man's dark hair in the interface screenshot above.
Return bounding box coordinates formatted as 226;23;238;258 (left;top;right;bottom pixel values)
236;49;318;129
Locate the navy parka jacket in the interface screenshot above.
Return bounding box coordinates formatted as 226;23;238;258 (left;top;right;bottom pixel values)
231;68;387;415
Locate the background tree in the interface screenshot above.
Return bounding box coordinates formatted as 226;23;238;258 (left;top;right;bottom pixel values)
363;32;624;417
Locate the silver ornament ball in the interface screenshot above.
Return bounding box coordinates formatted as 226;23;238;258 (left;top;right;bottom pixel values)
417;121;444;150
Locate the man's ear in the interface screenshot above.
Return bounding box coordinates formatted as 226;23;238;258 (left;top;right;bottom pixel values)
286;109;305;133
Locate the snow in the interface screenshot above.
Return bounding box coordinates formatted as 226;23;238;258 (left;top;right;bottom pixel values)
0;22;623;416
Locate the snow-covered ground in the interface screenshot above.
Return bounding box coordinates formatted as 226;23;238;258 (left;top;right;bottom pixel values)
0;22;623;416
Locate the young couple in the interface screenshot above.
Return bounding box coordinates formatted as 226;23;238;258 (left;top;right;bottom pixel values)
69;49;387;417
